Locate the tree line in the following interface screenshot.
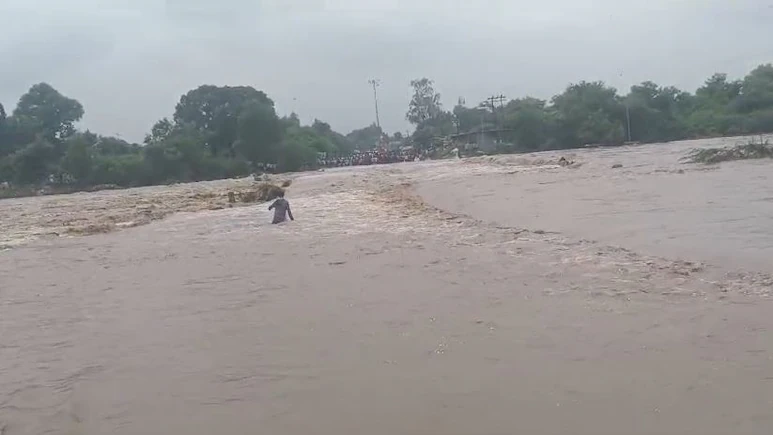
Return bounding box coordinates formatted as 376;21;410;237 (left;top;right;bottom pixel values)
0;84;387;191
1;63;773;192
406;63;773;152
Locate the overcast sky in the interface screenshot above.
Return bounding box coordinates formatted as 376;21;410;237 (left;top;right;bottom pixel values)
1;0;772;142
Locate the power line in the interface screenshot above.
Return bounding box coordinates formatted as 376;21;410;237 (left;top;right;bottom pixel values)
485;94;506;110
478;94;507;143
485;94;506;133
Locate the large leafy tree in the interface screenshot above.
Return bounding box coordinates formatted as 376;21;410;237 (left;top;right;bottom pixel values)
276;129;320;172
144;118;175;145
501;98;552;151
551;81;625;146
695;73;742;109
173;85;275;156
453;100;491;134
625;82;693;142
13;83;84;143
406;78;442;125
736;64;773;113
142;124;211;183
61;135;94;185
233;101;283;165
412;111;456;149
7;139;57;184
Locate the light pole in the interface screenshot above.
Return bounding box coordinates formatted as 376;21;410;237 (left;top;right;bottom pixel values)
368;79;381;130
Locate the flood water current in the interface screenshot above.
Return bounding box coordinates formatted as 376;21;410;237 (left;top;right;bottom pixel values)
1;136;772;434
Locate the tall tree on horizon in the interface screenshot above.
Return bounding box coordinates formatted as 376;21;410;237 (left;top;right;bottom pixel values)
406;78;442;125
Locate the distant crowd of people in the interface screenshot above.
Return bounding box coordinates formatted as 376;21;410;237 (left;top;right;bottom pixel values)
254;162;279;173
253;146;440;174
318;146;437;168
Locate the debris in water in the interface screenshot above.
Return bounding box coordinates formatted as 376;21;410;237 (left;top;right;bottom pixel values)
229;183;285;204
684;137;773;164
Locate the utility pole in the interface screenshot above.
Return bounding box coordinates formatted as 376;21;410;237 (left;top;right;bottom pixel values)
619;70;633;143
291;97;298;119
625;103;632;142
485;94;506;142
485;95;506;125
368;79;381;130
486;94;506;108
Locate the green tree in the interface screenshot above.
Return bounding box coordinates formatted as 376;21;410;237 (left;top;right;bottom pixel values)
501;98;552;151
94;135;140;156
0;102;6;135
412;111;456;148
311;118;355;154
0;102;8;156
276;133;318;172
13;83;84;143
736;64;773;113
8;139;57;185
346;124;383;150
453;101;491;134
90;154;147;187
625;82;692;142
8;64;773;195
2;115;39;156
312;119;332;135
173;85;274;156
61;135;94;185
406;78;442;125
144;118;175;145
281;113;301;129
551;81;625;146
234;101;283;165
695;73;742;109
143;125;218;182
0;157;14;183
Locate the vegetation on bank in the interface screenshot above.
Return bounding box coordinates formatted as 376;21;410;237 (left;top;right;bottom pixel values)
683;137;773;164
408;64;773;152
0;84;382;197
1;63;773;197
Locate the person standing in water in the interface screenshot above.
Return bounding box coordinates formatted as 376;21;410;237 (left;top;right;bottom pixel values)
268;191;294;224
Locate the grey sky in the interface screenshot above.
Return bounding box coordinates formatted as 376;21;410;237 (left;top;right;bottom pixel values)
1;0;772;142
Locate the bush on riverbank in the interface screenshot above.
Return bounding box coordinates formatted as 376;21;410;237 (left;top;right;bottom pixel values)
684;137;773;164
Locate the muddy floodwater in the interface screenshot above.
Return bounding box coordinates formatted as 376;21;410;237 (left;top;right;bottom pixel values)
1;136;773;434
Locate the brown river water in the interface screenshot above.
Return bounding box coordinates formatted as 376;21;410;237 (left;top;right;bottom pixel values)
1;136;772;434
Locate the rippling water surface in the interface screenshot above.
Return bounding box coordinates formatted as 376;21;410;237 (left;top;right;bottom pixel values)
1;136;772;435
421;135;773;272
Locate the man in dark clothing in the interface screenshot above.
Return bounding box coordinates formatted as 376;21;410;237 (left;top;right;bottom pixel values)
268;191;294;224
